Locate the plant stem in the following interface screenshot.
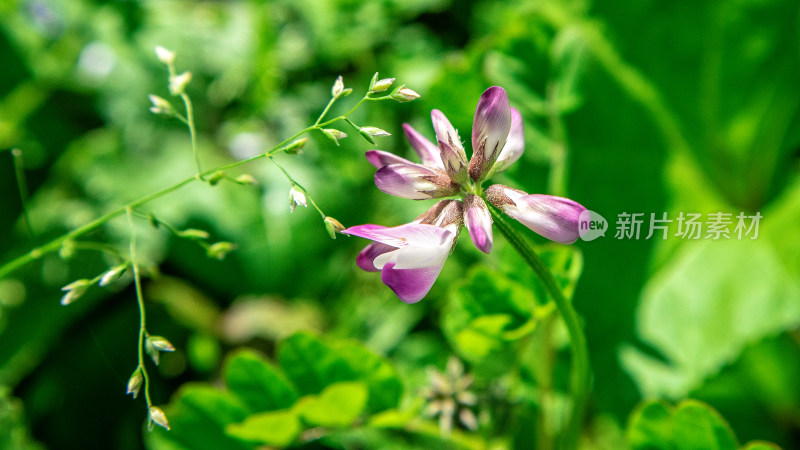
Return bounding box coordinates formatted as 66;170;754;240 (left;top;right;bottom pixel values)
126;208;152;409
0;94;392;279
489;205;589;449
179;93;202;176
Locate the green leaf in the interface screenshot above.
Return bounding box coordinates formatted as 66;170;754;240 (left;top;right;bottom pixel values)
331;341;403;413
442;267;542;375
294;381;368;427
225;410;301;447
276;333;402;413
152;384;250;450
277;332;357;395
223;348;298;413
627;401;672;450
621;239;800;399
672;400;738;450
626;399;770;450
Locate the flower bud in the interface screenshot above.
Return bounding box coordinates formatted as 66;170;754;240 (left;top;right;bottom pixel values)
149;406;171;430
207;171;225;186
283;137;308;154
361;127;390;140
322;128;347;146
60;279;92;305
154;46;175;65
148;94;174;116
331;75;344;97
146;339;160;365
324;216;345;239
169;71;192;96
233;174;257;185
148;335;176;352
369;73;395;93
206;242;237;260
289;186;307;213
126;369;143;398
178;228;210;240
390;85;420;102
99;264;128;287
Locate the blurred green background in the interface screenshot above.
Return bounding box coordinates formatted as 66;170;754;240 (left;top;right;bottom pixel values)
1;0;799;448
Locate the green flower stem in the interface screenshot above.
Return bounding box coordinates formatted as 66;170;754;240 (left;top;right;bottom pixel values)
0;94;393;279
126;208;153;410
268;157;326;219
179;92;202;176
489;205;589;448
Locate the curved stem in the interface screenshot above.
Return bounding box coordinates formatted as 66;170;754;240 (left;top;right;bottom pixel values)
489;206;589;449
179;93;202;176
0;93;394;279
126;208;152;409
0;126;309;279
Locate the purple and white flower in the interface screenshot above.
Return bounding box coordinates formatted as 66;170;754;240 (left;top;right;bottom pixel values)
344;86;587;302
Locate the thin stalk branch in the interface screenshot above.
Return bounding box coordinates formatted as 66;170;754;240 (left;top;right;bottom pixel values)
489;205;589;449
0;94;394;279
179;93;202;176
126;208;153;409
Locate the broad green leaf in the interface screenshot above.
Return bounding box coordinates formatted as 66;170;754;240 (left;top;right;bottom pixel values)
367;408;418;428
625;399;775;450
225;410;301;447
153;384;250;450
278;332;356;395
331;341;403;413
443;267;542;374
453;314;515;362
622;239;800;399
223;348;298;413
672;400;738;450
294;381;367;427
627;401;672;450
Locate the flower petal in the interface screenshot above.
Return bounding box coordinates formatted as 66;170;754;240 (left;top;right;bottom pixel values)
487;185;585;244
374;163;458;200
380;262;444;304
357;242;397;272
463;195;493;253
365;150;415;169
403;123;443;169
492;107;524;174
342;222;453;249
431;110;468;182
469;87;511;181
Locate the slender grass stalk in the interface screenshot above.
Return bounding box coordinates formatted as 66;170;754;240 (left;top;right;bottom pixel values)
126;208;153;411
0;93;393;279
179;93;201;176
489;205;589;449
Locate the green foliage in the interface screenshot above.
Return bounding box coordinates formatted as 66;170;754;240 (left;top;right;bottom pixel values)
149;333;403;449
443;266;541;375
223;349;297;413
671;401;738;450
1;0;800;448
627;399;782;450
